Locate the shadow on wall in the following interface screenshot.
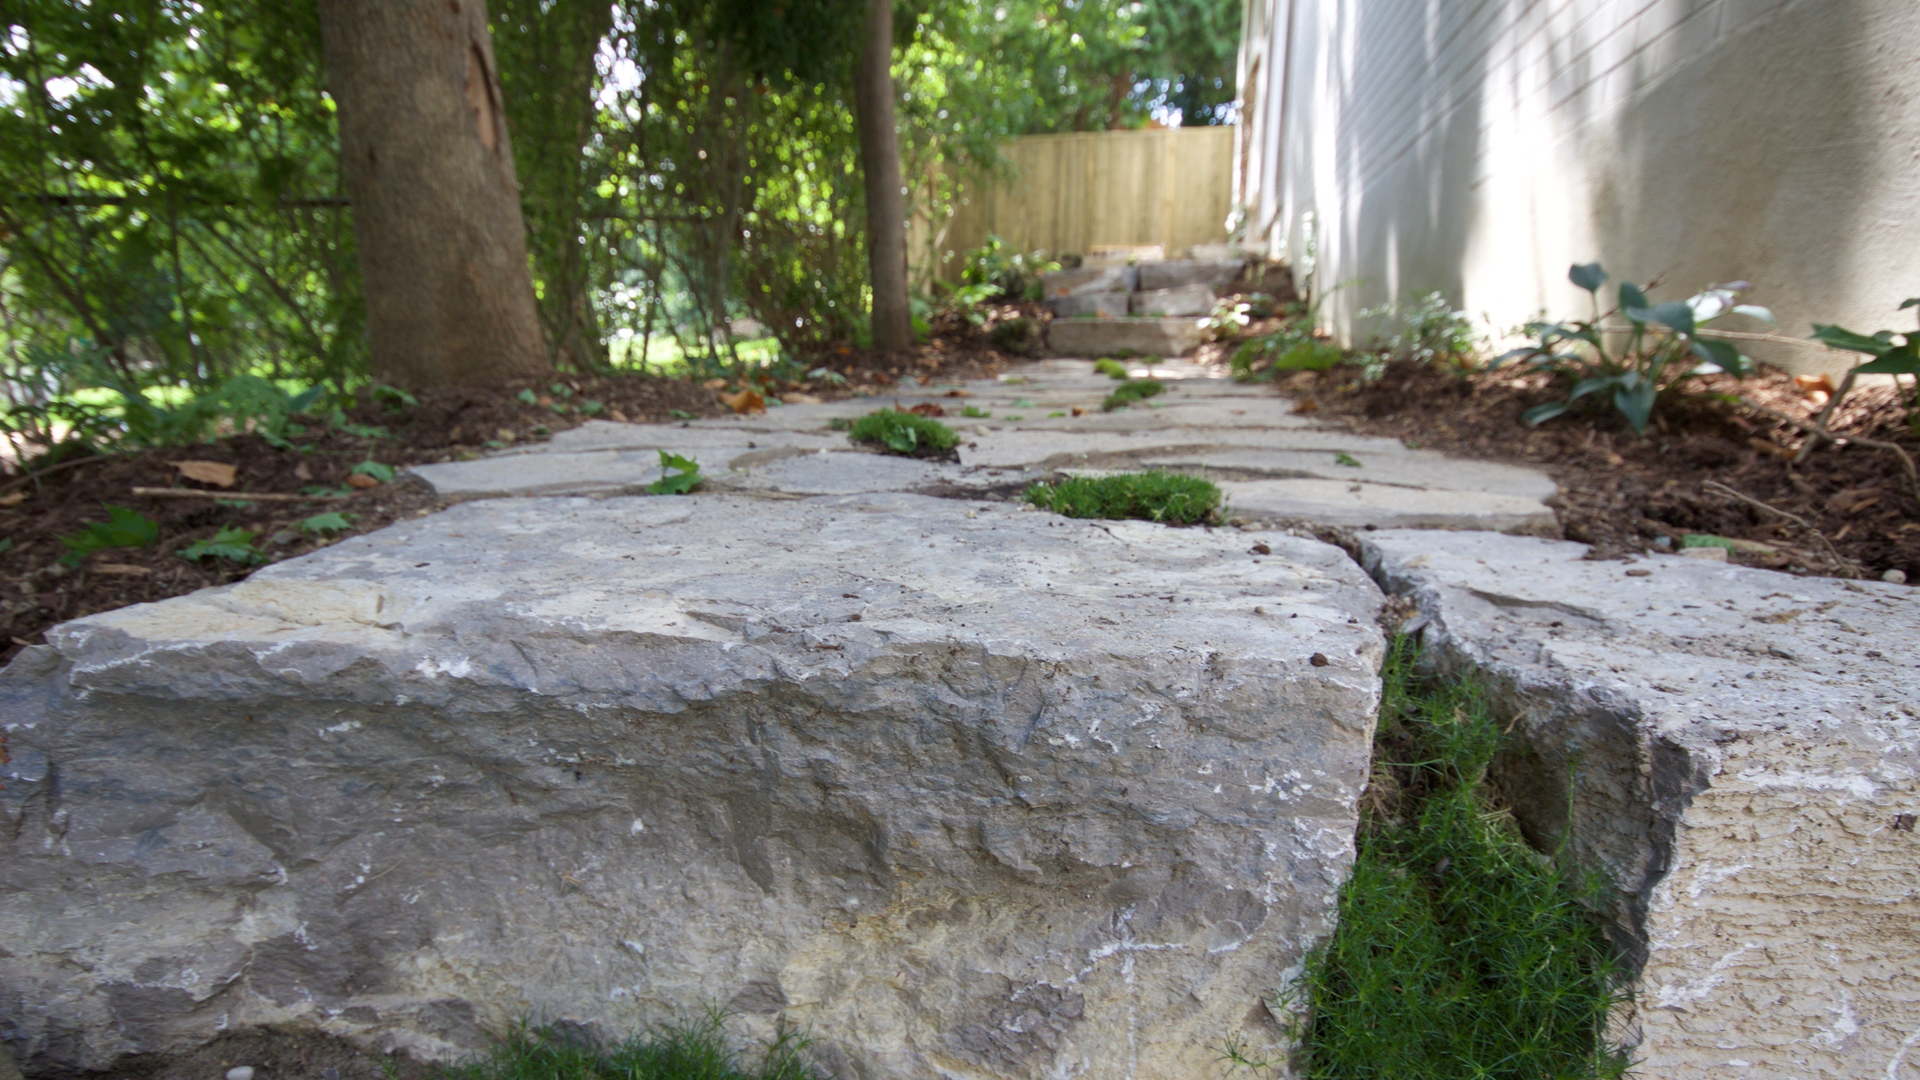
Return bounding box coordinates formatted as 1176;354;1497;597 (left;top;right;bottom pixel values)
1588;0;1872;364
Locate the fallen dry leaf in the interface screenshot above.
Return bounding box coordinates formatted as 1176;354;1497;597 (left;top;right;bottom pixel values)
294;461;312;481
1794;373;1836;395
345;472;380;489
0;491;25;507
907;402;946;417
171;460;237;488
782;392;824;405
1292;398;1320;415
942;389;972;398
719;387;766;414
1747;437;1795;459
608;409;629;423
1070;406;1087;417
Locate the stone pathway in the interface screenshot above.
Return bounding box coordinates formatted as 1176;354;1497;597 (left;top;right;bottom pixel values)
410;357;1559;531
4;358;1916;1080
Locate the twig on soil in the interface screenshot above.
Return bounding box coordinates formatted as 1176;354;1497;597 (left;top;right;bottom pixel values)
1734;396;1920;506
1702;479;1859;576
131;486;353;502
0;452;108;495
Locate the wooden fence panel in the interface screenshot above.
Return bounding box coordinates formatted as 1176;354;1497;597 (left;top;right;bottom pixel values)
923;126;1235;282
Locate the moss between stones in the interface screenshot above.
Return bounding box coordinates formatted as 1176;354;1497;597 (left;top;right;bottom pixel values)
847;410;960;458
1101;378;1166;411
1023;471;1221;525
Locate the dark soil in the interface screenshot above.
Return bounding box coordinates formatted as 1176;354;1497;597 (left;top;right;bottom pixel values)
54;1027;439;1080
0;333;1014;668
1256;356;1920;582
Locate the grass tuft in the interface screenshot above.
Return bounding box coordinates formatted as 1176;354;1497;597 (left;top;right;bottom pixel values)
432;1018;822;1080
846;409;960;457
1296;637;1632;1080
1101;378;1166;411
1093;358;1130;379
1024;471;1222;525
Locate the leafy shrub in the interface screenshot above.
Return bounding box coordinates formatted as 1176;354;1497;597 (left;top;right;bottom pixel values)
1197;296;1256;342
1101;378;1166;411
59;506;160;566
1810;298;1920;432
1024;471;1221;525
1230;326;1345;380
1356;290;1481;379
961;235;1062;302
1298;637;1629;1080
1493;262;1771;433
1092;358;1129;379
847;410;960;457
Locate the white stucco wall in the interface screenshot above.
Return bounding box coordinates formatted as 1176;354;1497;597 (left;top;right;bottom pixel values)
1235;0;1920;376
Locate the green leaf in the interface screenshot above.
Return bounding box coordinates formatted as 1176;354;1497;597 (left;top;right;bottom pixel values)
1618;282;1651;319
1810;323;1895;356
1568;374;1618;400
300;511;354;535
351;460;395;483
1854;341;1920;376
1690;339;1747;375
1900;298;1919;310
181;527;266;565
1521;400;1572;426
670;409;697;420
1613;372;1657;434
1568;263;1607;293
1630;301;1695;336
1333;452;1363;468
59;505;161;566
646;450;702;495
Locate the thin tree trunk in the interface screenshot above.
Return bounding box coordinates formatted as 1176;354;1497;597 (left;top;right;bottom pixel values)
316;0;549;389
852;0;912;353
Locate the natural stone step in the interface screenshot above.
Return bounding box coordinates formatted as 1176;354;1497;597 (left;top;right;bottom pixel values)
1360;530;1920;1080
1138;259;1245;292
1047;316;1207;358
1038;264;1137;298
1046;290;1130;319
1131;283;1218;317
1;493;1385;1078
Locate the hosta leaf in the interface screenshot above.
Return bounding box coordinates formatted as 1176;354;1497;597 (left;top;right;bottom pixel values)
1613;373;1657;434
1569;262;1607;293
1854;341;1920;376
1810;323;1895;356
1521;400;1572;426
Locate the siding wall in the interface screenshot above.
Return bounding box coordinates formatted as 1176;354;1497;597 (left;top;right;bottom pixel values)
930;127;1235;279
1237;0;1920;376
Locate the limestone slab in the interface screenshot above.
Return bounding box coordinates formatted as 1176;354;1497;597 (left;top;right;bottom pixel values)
2;494;1385;1079
1048;317;1207;358
1137;260;1244;292
1360;530;1920;1080
1039;265;1137;297
1131;284;1218;317
1046;291;1131;319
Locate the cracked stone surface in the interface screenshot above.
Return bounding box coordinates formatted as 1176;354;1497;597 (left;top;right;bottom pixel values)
2;493;1384;1079
1361;529;1920;1080
406;359;1558;531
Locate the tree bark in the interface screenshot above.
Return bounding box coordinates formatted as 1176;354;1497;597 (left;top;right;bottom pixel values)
852;0;912;353
316;0;549;389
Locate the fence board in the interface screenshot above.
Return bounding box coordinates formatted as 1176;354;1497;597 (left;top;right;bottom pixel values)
924;126;1235;281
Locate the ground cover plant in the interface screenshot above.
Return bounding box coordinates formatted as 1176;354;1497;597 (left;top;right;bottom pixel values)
1102;378;1167;410
1024;471;1222;524
1292;637;1630;1080
431;1020;821;1080
847;409;961;457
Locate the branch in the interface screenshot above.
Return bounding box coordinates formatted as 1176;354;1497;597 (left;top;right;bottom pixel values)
1702;479;1858;576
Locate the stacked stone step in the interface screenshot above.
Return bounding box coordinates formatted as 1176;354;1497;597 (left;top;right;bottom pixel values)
1042;258;1245;357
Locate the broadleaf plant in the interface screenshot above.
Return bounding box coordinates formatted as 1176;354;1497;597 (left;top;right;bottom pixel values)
646;451;703;495
1806;297;1920;442
1492;263;1772;434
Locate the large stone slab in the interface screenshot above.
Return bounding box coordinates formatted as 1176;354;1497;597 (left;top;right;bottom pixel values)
1039;265;1138;297
1046;291;1130;319
1130;284;1218;318
1048;317;1207;359
2;494;1386;1079
1360;530;1920;1080
1137;260;1244;292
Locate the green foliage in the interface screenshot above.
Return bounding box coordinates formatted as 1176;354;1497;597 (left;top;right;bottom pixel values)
960;236;1061;303
180;526;266;565
1230;326;1345;380
350;460;395;484
1101;378;1166;411
1494;263;1772;434
646;450;703;495
1681;533;1736;551
300;511;354;535
960;405;991;418
431;1018;822;1080
59;505;159;566
1809;298;1920;428
1197;297;1255;342
1024;471;1222;525
988;317;1041;356
1093;358;1130;380
1333;452;1362;468
1298;638;1630;1080
847;410;959;457
1357;290;1481;380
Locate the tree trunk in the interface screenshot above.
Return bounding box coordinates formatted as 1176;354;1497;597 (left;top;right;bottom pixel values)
852;0;912;353
316;0;549;389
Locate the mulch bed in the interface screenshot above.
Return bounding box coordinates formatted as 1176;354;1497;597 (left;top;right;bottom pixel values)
1253;355;1919;583
1;329;1015;668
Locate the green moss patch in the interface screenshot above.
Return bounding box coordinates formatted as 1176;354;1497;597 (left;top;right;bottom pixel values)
1023;471;1221;525
847;409;960;458
434;1020;821;1080
1101;378;1166;411
1093;358;1130;379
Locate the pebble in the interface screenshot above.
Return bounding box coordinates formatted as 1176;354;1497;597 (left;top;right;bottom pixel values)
226;1067;256;1080
1885;569;1908;585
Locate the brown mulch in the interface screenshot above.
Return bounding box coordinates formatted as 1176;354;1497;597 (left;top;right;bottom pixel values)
0;330;1016;668
1258;355;1920;582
